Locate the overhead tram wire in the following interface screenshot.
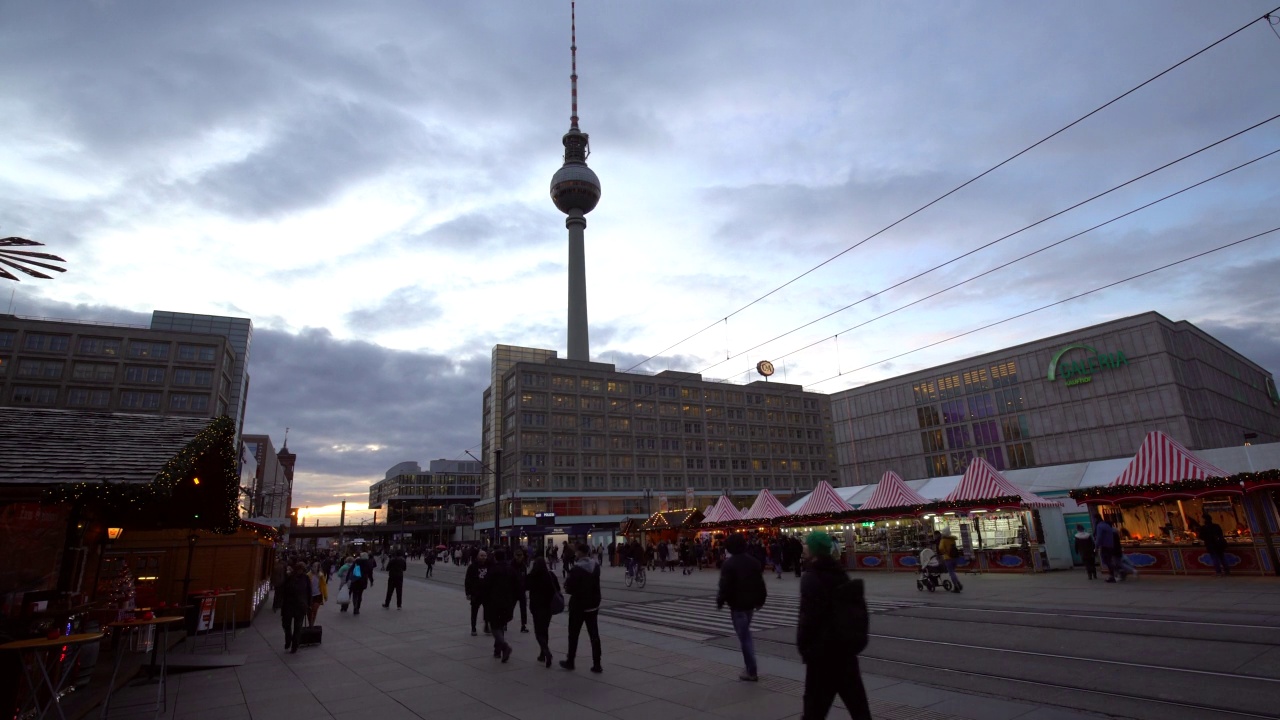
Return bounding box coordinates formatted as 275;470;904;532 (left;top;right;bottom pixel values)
694;118;1280;378
802;226;1280;391
620;5;1280;376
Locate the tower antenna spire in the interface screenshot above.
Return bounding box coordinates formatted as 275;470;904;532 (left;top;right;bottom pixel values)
570;1;579;130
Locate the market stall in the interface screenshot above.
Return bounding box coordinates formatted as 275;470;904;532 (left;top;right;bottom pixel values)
1069;430;1279;575
638;508;705;545
925;457;1069;572
845;471;930;572
779;481;855;559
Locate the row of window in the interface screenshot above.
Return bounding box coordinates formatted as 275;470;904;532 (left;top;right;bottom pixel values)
516;413;825;433
924;442;1035;478
917;388;1024;428
512;453;827;472
0;332;221;362
514;393;823;425
520;475;825;493
512;430;827;455
3;359;217;387
9;385;213;412
913;360;1020;404
921;415;1031;453
517;372;823;410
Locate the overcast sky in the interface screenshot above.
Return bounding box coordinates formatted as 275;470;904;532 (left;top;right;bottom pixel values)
4;2;1279;522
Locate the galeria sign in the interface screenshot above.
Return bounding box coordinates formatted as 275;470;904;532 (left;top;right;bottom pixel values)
1046;343;1128;387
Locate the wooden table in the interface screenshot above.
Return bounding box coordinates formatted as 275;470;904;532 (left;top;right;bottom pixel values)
99;616;183;719
0;632;104;720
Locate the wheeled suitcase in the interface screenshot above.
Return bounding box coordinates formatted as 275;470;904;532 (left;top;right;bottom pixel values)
298;625;323;646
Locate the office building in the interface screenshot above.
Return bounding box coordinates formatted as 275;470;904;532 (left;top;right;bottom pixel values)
368;459;484;541
242;434;294;522
831;312;1280;485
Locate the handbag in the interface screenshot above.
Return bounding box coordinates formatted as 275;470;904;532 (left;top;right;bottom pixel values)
336;585;351;605
549;575;565;615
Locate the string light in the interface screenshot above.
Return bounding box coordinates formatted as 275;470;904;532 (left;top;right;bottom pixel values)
42;416;242;534
1068;472;1275;503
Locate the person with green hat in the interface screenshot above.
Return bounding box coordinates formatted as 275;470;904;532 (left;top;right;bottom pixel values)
796;531;871;719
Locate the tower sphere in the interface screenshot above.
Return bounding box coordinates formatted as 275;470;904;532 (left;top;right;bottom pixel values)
550;163;601;215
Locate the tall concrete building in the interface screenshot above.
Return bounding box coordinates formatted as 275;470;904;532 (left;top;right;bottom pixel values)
149;311;253;439
831;312;1280;485
242;434;294;521
549;3;601;362
0;312;248;438
476;350;837;546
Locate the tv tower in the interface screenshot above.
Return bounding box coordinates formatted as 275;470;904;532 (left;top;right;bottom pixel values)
550;1;601;362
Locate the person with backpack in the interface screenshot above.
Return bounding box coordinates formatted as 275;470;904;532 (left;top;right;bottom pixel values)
347;552;375;615
797;531;871;720
717;533;768;681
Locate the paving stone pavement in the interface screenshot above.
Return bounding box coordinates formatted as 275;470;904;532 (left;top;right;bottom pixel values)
97;562;1116;720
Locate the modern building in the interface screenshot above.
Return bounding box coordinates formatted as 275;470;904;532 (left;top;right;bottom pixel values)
475;349;837;546
242;434;294;522
831;312;1280;485
0;311;250;438
367;459;484;542
149;311;253;439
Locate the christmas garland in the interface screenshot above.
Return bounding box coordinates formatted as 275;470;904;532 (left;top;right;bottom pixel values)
43;416;241;534
1067;470;1278;503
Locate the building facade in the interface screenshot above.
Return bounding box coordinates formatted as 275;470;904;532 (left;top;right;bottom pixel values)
0;312;248;436
832;312;1280;485
242;434;293;521
149;311;253;439
368;459;484;538
476;349;838;542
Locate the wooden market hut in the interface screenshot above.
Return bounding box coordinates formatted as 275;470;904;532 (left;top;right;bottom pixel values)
845;471;930;571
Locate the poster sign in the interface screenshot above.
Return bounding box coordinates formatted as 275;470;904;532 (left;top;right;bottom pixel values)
957;513;975;560
684;487;696;511
196;596;217;632
658;495;669;512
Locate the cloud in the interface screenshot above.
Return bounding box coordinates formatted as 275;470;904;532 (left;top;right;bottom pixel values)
401;203;558;252
345;286;442;333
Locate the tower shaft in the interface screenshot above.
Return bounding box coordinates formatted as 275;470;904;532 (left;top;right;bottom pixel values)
566;211;589;361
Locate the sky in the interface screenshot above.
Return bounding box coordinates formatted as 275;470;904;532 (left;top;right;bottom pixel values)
3;1;1280;523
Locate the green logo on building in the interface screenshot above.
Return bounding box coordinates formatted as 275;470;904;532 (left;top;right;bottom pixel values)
1046;344;1128;387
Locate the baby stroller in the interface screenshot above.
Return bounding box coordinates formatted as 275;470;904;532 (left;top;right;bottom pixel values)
916;548;953;592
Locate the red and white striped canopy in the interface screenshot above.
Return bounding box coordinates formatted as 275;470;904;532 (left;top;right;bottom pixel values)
742;489;792;520
1111;430;1228;488
859;471;928;511
793;480;854;517
703;495;744;524
946;457;1061;508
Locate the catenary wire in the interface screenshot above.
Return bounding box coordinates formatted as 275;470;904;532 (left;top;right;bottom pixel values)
700;142;1280;379
620;5;1280;375
802;226;1280;390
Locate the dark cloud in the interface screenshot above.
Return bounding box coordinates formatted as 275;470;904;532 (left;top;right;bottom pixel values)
345;286;442;333
401;203;558;252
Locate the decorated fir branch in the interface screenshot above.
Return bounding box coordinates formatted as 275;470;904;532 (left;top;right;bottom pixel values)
42;415;242;534
1067;469;1280;502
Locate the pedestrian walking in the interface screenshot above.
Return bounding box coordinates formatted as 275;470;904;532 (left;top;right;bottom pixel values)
484;548;520;662
270;557;287;612
717;534;767;681
383;550;407;608
770;538;784;579
1094;518;1125;582
425;548;436;578
937;528;963;593
1198;513;1230;575
349;552;375;614
280;562;311;654
797;531;871;719
561;542;603;673
561;541;575;579
526;557;561;668
465;550;490;635
1073;524;1098;579
306;562;327;626
789;535;804;577
512;546;530;633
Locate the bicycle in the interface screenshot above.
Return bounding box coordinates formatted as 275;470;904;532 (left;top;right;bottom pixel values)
624;561;647;589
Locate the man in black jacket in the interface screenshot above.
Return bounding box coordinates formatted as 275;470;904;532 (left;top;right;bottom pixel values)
560;543;603;673
484;548;520;662
717;533;767;681
464;550;490;636
797;531;871;720
349;552;376;615
512;546;530;633
382;550;407;608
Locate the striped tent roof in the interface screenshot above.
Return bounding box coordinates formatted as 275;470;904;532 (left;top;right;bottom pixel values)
858;471;928;511
793;480;854;517
742;489;792;520
703;495;744;524
1112;430;1228;488
947;457;1062;509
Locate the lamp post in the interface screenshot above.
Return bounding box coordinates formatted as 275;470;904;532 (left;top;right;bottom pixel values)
643;487;653;545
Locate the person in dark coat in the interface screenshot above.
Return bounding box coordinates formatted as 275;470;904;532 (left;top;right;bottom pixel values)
464;550;490;635
383;551;407;608
347;552;376;615
483;548;520;662
425;547;436;578
717;534;768;681
512;546;530;633
270;557;287;612
788;535;804;577
1073;524;1097;580
797;532;871;719
279;562;311;654
527;557;560;667
1198;513;1230;575
560;543;603;673
1094;519;1124;582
